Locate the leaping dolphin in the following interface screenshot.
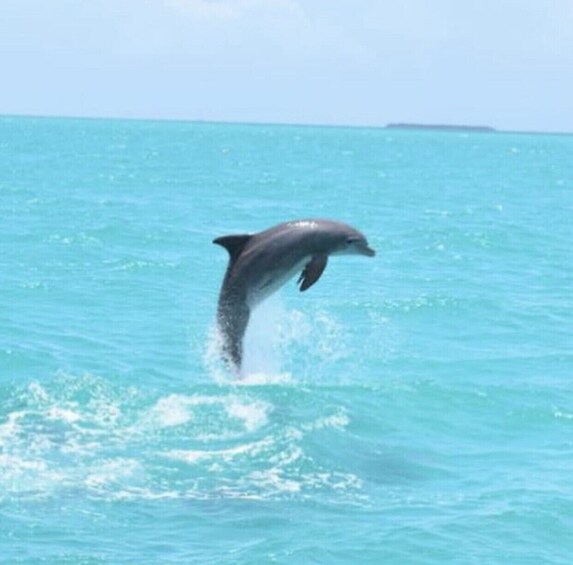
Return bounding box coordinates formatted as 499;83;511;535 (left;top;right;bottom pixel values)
213;219;375;372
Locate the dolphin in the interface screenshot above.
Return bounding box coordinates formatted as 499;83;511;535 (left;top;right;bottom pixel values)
213;219;375;372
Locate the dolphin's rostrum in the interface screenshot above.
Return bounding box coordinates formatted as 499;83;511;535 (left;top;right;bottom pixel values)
213;219;375;372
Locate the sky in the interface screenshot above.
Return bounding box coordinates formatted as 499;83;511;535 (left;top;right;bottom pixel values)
1;0;572;132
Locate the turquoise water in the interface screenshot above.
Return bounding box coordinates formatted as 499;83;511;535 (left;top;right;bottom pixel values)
1;116;573;563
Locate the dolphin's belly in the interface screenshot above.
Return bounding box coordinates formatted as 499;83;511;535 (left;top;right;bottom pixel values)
247;257;309;308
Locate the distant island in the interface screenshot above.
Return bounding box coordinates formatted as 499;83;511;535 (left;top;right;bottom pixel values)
387;123;496;133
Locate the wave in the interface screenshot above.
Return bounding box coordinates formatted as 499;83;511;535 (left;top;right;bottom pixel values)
0;372;363;504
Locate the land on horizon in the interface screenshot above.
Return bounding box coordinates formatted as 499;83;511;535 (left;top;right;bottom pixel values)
2;113;573;137
386;123;496;132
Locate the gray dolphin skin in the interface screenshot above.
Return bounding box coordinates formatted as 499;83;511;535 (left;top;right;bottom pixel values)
213;219;375;372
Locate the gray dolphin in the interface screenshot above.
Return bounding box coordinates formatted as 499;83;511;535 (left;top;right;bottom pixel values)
213;219;375;372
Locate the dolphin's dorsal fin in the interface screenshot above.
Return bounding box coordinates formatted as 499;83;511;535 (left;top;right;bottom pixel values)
297;254;328;292
213;234;252;263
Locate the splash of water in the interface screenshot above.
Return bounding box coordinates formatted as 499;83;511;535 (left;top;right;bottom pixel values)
203;296;292;384
242;296;289;378
204;295;350;384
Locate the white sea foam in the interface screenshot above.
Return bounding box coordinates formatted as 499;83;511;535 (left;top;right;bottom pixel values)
0;453;66;498
235;371;293;386
0;454;48;474
85;458;142;492
148;393;271;434
47;406;82;423
269;444;303;467
248;468;301;493
149;394;196;427
0;411;25;446
166;436;274;465
553;409;573;420
303;409;350;431
226;398;270;431
27;381;50;402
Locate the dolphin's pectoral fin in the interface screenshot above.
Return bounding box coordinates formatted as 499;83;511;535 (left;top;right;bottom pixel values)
298;254;328;292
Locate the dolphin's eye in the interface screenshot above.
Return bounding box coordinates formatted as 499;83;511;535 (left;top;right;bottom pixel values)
346;237;360;244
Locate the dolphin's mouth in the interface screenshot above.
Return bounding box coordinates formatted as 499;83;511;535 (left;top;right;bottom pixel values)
360;244;376;257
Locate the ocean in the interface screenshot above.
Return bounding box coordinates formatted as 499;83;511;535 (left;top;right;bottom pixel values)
1;115;572;563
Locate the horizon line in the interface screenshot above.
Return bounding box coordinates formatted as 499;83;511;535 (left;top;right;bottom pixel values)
1;112;572;137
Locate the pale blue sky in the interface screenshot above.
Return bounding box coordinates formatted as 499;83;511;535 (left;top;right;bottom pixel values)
1;0;572;131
